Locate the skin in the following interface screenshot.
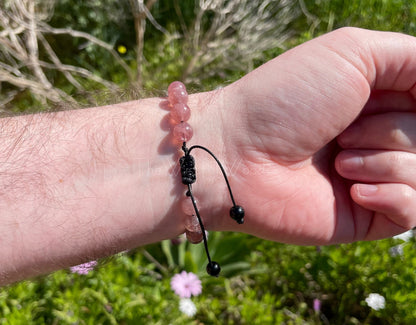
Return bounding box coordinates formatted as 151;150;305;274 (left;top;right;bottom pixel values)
0;27;415;285
218;27;416;244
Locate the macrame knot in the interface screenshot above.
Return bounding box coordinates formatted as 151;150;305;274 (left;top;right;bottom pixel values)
180;154;196;185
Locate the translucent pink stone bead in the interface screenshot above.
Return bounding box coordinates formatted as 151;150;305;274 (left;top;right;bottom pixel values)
184;214;200;232
186;229;203;244
181;196;197;216
170;103;191;123
168;81;186;93
185;214;203;244
173;122;193;142
168;81;188;105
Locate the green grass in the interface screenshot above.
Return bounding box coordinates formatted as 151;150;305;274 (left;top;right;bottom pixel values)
1;234;415;324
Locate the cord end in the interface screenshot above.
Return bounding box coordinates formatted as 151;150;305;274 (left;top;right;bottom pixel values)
230;205;245;224
206;261;221;277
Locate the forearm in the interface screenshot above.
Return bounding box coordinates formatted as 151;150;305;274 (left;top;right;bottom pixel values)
0;89;233;285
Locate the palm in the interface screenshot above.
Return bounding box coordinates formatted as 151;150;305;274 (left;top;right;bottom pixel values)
235;144;363;244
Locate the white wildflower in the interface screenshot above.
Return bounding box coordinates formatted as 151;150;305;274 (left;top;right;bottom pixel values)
179;298;197;317
365;293;385;311
393;230;413;242
389;244;404;257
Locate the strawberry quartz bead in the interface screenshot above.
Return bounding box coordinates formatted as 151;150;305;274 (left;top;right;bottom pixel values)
168;81;186;93
185;214;203;244
186;228;203;244
170;103;191;123
168;81;188;105
181;196;197;216
182;196;203;243
173;122;193;142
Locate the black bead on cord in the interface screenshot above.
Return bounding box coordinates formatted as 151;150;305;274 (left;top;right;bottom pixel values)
180;142;245;277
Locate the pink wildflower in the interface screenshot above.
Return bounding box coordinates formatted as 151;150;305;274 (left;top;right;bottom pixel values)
70;260;97;275
170;271;202;298
313;298;321;312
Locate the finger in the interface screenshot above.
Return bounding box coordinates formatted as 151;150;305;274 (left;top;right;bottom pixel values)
336;150;416;189
362;90;416;115
350;183;416;240
338;112;416;152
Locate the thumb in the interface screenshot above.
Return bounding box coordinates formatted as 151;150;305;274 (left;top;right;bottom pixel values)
232;27;416;163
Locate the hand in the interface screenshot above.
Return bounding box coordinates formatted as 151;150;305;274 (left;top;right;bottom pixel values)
215;27;416;244
336;107;416;241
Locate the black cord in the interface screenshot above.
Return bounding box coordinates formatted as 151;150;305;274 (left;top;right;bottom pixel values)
188;144;237;206
186;184;211;264
186;144;245;225
179;142;244;276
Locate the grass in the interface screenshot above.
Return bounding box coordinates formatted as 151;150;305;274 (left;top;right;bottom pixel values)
1;234;415;324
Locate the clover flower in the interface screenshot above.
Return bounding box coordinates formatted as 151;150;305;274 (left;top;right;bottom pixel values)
179;298;197;317
170;271;202;298
69;260;98;275
365;293;385;311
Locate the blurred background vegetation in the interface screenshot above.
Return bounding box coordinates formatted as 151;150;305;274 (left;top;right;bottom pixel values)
0;0;416;324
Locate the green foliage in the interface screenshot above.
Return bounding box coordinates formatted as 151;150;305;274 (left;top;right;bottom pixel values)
146;232;253;277
292;0;416;40
4;0;416;110
1;235;415;324
254;238;416;324
50;0;135;77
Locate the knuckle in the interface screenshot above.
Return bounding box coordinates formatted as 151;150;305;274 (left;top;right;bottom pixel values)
389;123;411;147
384;152;416;182
397;185;416;228
400;184;414;202
335;26;362;37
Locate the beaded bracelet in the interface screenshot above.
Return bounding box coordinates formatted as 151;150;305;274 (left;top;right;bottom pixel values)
167;81;245;277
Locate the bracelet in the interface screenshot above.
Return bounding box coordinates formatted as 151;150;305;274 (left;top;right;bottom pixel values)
167;81;245;277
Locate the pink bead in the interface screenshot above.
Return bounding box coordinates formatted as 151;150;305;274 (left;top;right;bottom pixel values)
168;88;188;105
168;81;186;93
168;81;188;105
170;103;191;123
181;197;197;216
186;229;203;244
185;214;200;231
173;122;193;142
185;214;203;244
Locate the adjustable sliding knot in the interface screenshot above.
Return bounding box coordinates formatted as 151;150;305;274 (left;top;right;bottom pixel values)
180;153;196;185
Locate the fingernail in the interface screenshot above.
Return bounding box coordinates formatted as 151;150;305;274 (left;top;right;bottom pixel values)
357;184;378;196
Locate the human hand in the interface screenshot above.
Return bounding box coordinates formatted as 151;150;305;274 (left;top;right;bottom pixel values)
336;102;416;241
212;27;416;245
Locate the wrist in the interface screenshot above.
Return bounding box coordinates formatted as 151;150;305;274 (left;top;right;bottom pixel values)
176;85;245;233
68;85;245;247
170;88;229;232
104;87;233;244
